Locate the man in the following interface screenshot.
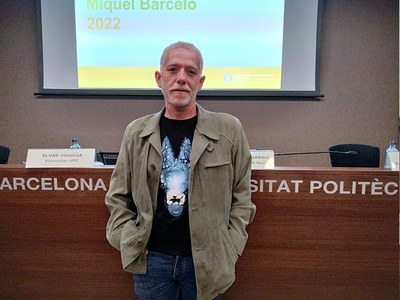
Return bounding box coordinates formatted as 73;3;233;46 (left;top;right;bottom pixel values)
105;41;256;300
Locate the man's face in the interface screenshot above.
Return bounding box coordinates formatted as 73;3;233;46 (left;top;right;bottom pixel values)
155;47;205;115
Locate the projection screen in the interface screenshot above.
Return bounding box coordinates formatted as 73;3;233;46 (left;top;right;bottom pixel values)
36;0;323;98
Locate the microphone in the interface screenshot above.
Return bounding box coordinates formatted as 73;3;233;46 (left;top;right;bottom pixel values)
274;150;358;156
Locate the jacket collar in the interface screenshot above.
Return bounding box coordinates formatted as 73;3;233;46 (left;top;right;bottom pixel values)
139;104;220;141
138;109;163;138
196;104;220;141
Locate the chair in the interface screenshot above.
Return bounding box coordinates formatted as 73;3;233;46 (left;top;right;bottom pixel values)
0;145;11;164
329;144;380;167
99;151;119;165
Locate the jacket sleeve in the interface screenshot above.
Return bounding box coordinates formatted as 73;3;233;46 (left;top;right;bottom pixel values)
228;121;256;256
105;126;137;251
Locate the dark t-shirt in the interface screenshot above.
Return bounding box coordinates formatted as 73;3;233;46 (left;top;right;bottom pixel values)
146;114;197;256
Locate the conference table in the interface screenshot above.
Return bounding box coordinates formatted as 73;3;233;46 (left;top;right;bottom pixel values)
0;165;398;299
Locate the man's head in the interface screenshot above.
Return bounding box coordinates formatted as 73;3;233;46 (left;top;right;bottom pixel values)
155;42;206;119
160;42;204;73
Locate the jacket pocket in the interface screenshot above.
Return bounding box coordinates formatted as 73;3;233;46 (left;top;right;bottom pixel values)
120;220;147;270
120;220;146;250
205;227;237;290
204;161;231;168
220;227;239;263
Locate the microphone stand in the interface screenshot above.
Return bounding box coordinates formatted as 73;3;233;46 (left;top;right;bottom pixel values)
274;151;358;156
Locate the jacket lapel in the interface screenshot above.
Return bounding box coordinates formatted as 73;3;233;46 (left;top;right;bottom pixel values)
190;105;220;168
139;110;163;157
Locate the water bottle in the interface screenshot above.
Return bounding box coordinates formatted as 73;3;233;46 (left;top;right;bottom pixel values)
384;140;399;169
69;138;81;149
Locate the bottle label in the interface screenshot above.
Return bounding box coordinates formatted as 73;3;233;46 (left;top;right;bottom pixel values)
386;151;399;171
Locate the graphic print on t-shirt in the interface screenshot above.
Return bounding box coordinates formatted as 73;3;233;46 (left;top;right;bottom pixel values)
160;136;191;217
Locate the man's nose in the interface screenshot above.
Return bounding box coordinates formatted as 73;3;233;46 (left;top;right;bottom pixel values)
176;69;187;84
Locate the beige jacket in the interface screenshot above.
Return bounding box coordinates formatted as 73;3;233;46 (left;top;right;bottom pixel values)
105;104;256;299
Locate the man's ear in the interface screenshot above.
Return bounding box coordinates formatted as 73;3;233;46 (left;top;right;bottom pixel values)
198;75;206;91
155;71;162;88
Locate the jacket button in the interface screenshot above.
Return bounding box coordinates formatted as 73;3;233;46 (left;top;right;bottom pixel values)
150;164;156;171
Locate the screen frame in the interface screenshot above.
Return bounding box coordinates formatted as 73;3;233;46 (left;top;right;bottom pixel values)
35;0;324;99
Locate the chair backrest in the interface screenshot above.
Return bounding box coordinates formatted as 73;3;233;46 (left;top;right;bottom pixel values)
329;144;380;167
99;151;119;165
0;145;11;164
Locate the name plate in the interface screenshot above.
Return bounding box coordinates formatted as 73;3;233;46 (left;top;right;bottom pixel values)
387;152;399;171
25;149;96;168
251;149;275;170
